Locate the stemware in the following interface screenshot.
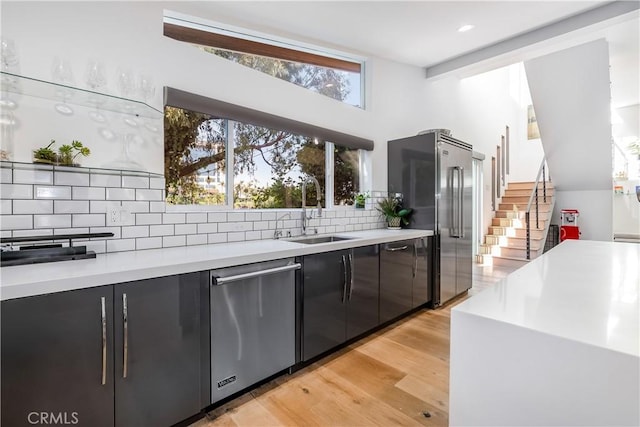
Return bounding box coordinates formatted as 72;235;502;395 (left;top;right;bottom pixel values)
138;74;159;132
51;57;75;115
0;110;16;160
85;59;107;122
1;38;19;72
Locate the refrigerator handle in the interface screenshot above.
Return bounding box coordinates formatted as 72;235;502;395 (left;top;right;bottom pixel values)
448;167;457;238
458;167;464;239
451;167;462;238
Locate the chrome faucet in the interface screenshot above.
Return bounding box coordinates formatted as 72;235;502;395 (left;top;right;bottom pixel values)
273;212;292;239
301;175;322;235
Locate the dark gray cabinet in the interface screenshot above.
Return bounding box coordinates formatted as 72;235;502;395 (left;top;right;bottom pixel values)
1;272;209;427
114;273;210;427
302;246;379;361
1;286;115;427
380;237;431;323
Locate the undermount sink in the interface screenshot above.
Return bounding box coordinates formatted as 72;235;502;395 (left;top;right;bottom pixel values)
287;235;354;244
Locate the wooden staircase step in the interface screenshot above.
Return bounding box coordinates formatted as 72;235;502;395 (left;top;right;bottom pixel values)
501;196;552;204
494;210;552;219
507;181;554;190
498;202;552;212
491;217;548;227
504;188;555;197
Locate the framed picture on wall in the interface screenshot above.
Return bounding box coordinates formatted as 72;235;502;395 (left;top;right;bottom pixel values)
527;105;540;140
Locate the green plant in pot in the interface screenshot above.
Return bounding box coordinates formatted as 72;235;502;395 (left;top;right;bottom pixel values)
354;192;369;208
376;196;412;229
33;140;58;164
58;140;90;166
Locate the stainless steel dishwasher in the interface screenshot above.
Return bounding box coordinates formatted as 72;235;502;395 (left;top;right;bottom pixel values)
210;258;299;403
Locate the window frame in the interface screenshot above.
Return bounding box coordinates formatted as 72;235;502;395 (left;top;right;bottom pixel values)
163;10;367;109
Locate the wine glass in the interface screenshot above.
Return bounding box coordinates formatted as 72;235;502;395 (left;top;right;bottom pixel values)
1;38;19;72
85;59;107;122
51;57;75;115
116;67;135;99
138;74;159;132
0;39;20;109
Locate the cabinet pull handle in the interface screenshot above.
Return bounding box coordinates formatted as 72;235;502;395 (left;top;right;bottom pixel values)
348;252;354;301
123;293;128;379
341;255;348;303
385;245;408;252
413;243;418;278
101;297;107;386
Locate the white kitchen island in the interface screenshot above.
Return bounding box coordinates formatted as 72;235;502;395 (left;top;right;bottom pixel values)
450;240;639;426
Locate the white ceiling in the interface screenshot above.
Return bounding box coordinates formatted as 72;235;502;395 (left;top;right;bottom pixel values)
176;1;638;107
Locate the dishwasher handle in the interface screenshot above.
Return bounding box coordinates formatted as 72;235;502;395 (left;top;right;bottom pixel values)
212;263;301;286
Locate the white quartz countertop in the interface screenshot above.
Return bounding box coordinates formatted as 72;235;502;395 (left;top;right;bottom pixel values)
453;240;640;357
0;229;432;301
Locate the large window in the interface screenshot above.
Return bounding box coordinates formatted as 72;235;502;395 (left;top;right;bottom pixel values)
165;106;359;209
163;12;364;108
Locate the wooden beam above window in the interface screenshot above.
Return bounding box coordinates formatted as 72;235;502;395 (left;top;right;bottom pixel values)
164;22;362;74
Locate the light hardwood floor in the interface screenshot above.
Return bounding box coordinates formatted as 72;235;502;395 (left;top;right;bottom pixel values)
193;263;519;427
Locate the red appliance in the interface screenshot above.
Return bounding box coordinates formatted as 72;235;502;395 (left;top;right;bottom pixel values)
560;209;580;241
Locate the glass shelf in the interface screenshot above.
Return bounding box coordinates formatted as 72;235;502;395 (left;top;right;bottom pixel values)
0;71;163;119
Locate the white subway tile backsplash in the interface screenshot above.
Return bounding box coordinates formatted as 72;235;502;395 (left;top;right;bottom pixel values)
227;212;245;222
136;237;162;250
208;233;227;244
149;202;166;213
0;168;12;183
245;212;261;221
175;224;196;235
106;188;134;201
149;224;174;237
197;223;217;234
245;231;261;241
135;213;162;225
13;200;53;215
324;211;336;218
261;212;276;221
55;200;90;214
73;187;105;200
186;213;207;223
253;221;269;231
121;201;149;213
90;201;111;214
54;228;89;235
107;239;136;253
149;177;165;189
83;240;106;254
91;174;121;188
12;228;52;237
218;222;252;232
1;215;33;230
135;189;162;201
0;200;11;214
3;184;34;199
208;212;227;223
14;169;53;185
73;214;106;227
122;176;149;189
55;171;90;186
187;234;207;246
162;213;186;224
122;226;149;239
89;227;121;239
227;232;245;242
34;214;71;229
163;235;185;248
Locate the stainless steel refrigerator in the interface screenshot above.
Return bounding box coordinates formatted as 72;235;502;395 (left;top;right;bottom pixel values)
388;130;472;306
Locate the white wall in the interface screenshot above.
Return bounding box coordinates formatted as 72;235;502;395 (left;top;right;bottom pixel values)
525;39;614;240
1;1;427;182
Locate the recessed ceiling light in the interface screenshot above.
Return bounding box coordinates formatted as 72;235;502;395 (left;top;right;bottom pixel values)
458;24;475;33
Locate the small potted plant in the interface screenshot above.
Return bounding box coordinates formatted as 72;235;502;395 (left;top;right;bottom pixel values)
58;140;90;166
354;192;369;209
33;140;58;164
376;196;412;229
